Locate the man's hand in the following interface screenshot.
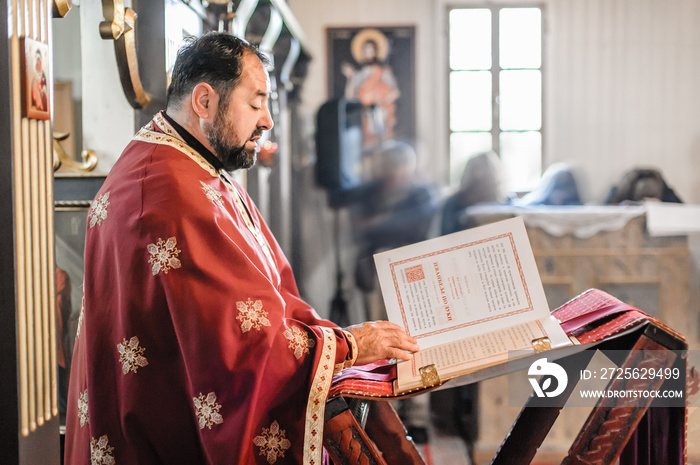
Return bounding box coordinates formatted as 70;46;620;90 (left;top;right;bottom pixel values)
344;321;420;366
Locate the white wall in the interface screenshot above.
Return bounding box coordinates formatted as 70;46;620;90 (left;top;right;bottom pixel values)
544;0;700;203
292;0;700;203
51;1;136;173
80;0;137;173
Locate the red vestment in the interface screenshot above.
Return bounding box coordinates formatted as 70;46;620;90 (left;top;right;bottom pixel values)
65;112;356;464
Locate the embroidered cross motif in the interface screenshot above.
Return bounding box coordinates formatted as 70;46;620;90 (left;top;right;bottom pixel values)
283;326;315;360
90;435;115;465
236;298;271;332
253;421;291;464
78;389;89;427
117;336;149;375
147;237;182;275
193;392;224;430
200;181;224;208
88;192;110;228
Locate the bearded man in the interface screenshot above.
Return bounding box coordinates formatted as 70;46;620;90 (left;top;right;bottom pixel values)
65;32;417;465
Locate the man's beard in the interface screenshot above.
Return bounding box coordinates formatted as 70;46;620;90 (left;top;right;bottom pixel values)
206;111;261;171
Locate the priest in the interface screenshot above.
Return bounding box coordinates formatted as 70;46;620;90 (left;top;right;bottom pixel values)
65;32;418;465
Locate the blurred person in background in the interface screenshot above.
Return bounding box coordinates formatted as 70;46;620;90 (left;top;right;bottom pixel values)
438;151;509;236
511;162;584;207
352;140;438;319
606;167;682;204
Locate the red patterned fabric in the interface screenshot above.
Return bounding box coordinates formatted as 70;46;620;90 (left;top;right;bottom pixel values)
65;113;353;464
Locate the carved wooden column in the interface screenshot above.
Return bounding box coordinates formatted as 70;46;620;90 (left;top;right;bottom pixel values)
0;0;61;463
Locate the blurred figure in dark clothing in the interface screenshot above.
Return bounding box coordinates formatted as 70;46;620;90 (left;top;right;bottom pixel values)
352;141;438;305
606;167;682;205
354;141;437;248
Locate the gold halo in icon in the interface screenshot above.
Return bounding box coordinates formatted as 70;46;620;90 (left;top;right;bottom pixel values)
350;28;390;63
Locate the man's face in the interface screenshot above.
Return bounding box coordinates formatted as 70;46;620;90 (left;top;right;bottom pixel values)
205;52;274;171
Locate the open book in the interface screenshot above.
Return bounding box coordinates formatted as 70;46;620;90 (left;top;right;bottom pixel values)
374;217;571;393
330;217;667;398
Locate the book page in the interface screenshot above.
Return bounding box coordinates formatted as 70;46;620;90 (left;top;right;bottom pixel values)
374;217;554;349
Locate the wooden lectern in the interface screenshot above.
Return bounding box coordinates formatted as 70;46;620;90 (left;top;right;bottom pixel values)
323;318;689;465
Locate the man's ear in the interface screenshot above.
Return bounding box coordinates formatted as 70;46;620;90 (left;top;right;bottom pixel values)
191;83;218;119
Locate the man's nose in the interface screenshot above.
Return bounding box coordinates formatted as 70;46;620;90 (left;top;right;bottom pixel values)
259;106;274;131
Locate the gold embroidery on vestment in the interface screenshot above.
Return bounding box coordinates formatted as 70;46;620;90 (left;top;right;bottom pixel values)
147;237;182;275
303;327;336;464
78;389;89;427
134;114;219;177
200;181;224;208
117;336;149;375
153;112;180;139
236;298;271;332
253;420;291;464
76;299;85;341
193;392;224;429
88;192;110;228
283;326;315;360
90;435;115;465
335;330;359;373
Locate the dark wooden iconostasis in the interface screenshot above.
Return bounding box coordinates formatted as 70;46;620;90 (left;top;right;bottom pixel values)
0;1;310;464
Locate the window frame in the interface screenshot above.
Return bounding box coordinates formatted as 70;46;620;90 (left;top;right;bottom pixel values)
447;3;545;191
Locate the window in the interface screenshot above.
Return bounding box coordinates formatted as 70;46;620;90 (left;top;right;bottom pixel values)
448;6;543;192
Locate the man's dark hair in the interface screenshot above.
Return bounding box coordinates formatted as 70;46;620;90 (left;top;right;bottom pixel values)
166;32;269;111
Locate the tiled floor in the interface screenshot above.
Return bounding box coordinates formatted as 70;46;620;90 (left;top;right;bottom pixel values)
414;422;472;465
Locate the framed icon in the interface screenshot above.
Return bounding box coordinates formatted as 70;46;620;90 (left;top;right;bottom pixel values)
21;37;51;120
327;26;416;148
